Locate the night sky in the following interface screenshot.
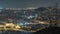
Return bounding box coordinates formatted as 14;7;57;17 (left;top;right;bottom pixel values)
0;0;60;8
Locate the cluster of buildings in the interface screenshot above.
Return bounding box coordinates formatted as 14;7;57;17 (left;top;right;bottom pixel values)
0;7;59;27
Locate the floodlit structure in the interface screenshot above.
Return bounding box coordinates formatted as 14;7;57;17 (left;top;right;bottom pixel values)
0;23;21;31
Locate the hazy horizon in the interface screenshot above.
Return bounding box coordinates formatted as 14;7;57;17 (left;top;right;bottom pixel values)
0;0;60;8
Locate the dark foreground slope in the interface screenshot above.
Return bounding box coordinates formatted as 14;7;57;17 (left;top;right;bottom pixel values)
33;27;60;34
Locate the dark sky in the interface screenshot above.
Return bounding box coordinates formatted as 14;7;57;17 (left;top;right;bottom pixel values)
0;0;60;8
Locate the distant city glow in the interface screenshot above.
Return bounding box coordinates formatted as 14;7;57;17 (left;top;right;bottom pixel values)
0;7;3;9
26;7;38;9
5;7;37;10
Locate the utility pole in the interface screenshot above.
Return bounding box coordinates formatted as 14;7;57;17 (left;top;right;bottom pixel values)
54;2;58;27
49;2;58;27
